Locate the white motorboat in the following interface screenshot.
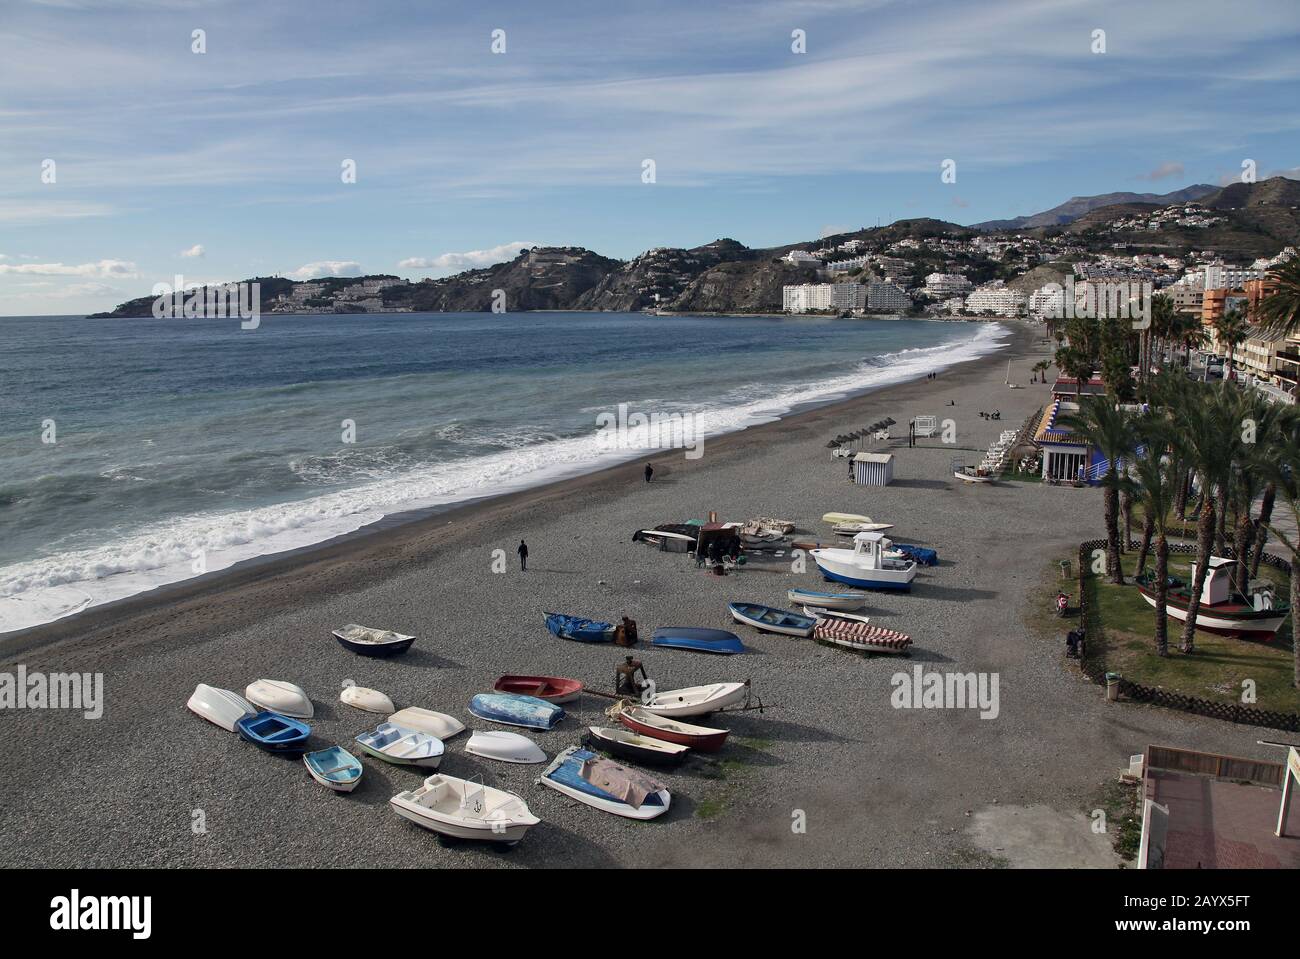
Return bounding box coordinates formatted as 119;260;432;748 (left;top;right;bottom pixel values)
340;686;395;714
391;774;539;845
464;730;546;764
244;679;313;719
640;681;749;717
811;531;917;591
387;707;467;740
186;684;256;732
355;723;444;768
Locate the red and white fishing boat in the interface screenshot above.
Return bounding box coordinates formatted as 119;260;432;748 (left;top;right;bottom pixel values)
811;616;913;655
493;675;584;704
1135;558;1289;639
608;702;729;753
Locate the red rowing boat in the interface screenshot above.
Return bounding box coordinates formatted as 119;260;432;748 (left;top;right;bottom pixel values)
493;675;584;704
611;702;729;752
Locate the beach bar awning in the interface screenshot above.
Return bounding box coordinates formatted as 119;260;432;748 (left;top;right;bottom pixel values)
852;452;894;487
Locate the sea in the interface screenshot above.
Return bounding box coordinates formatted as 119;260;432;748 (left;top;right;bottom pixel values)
0;311;1008;633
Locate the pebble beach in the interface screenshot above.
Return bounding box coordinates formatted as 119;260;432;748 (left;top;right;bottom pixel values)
0;320;1283;869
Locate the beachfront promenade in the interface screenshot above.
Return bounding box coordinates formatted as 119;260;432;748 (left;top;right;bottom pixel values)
0;323;1284;868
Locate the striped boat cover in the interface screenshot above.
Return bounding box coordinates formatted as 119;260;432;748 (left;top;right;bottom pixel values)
814;620;913;651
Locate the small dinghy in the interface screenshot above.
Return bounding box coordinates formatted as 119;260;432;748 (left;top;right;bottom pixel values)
387;707;466;740
245;679;313;719
641;681;749;717
610;702;729;752
544;612;615;644
822;512;871;525
332;623;416;657
832;522;894;536
540;746;671;820
355;723;444;768
803;606;871;626
650;627;745;655
468;693;565;731
391;774;539;845
465;730;547;764
585;726;690;766
186;684;256;732
340;685;395;714
493;674;583;704
303;746;363;793
728;602;816;637
236;711;311;753
787;587;867;611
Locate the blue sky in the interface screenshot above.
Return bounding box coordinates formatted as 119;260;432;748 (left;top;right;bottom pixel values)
2;0;1299;315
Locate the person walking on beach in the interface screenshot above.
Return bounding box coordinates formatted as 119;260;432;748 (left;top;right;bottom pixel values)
517;539;528;571
644;462;654;483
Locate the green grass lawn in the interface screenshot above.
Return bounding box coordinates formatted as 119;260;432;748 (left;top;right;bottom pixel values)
1083;553;1300;713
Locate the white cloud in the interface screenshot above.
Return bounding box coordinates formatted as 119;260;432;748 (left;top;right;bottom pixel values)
288;260;362;280
399;241;536;272
180;244;205;257
0;259;137;278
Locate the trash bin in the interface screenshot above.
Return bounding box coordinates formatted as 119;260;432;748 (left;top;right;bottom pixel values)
1105;672;1121;702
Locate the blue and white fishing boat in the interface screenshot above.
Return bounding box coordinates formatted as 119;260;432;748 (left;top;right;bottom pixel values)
650;627;745;655
811;531;916;591
468;693;565;731
544;612;615;644
540;746;671;820
786;587;867;611
303;746;364;793
236;711;311;753
355;723;445;768
727;602;816;637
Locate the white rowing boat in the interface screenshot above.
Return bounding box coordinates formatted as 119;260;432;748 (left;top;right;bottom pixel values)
340;685;395;714
245;679;313;719
391;774;539;845
640;681;748;717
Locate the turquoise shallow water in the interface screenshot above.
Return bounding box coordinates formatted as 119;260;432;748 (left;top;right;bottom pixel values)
0;311;1007;631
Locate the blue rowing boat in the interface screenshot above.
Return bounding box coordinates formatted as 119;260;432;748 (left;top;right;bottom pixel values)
545;612;616;644
469;693;566;730
728;602;816;637
236;711;311;753
650;627;745;655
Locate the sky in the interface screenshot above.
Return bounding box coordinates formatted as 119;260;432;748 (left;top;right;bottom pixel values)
1;0;1299;316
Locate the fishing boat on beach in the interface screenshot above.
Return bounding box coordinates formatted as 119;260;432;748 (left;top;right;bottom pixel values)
813;618;913;655
832;522;894;536
355;723;445;768
303;746;363;793
493;675;583;704
727;602;816;637
650;627;745;655
786;587;867;610
952;457;994;484
545;612;616;644
340;685;395;714
540;746;671;820
609;701;729;752
469;693;565;730
236;711;311;753
822;512;871;525
585;726;691;766
187;684;256;732
390;774;539;845
332;623;416;657
641;681;749;717
465;730;547;764
245;679;313;719
387;707;466;740
1135;558;1290;638
803;606;871;626
811;531;917;591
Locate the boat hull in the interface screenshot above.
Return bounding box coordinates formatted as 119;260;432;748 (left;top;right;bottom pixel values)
814;561;913;591
786;588;866;611
641;682;748;717
540;747;671;820
616;707;728;752
236;711;311;753
468;693;565;730
335;635;414;657
493;675;583;704
356;740;443;768
954;471;993;484
650;628;745;655
727;603;815;637
1136;585;1287;637
303;747;363;792
585;728;689;766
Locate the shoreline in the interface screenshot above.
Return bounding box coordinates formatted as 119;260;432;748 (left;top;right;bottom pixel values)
2;321;1029;659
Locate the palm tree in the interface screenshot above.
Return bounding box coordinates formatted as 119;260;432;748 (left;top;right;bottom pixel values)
1150;292;1176;370
1254;257;1300;338
1212;305;1249;380
1131;419;1181;656
1167;310;1209;369
1228;394;1282;595
1058;398;1135;584
1261;415;1300;689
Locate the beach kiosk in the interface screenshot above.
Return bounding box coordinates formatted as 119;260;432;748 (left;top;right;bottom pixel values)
852;452;894;487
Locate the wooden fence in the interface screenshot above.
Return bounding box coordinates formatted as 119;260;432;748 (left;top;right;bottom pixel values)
1075;538;1300;732
1146;745;1284;786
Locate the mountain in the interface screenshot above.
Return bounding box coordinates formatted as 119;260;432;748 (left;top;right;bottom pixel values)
970;184;1217;231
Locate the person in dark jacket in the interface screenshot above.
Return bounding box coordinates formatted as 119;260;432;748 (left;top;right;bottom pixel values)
517;539;528;571
644;462;654;483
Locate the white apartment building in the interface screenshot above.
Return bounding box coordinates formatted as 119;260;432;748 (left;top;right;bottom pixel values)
824;255;870;274
1202;263;1262;290
832;283;867;310
783;250;821;266
1028;286;1064;318
964;283;1026;317
782;283;835;313
866;282;911;312
923;273;973;297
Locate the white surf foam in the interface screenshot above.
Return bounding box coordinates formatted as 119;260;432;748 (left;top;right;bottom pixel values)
0;322;1009;634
